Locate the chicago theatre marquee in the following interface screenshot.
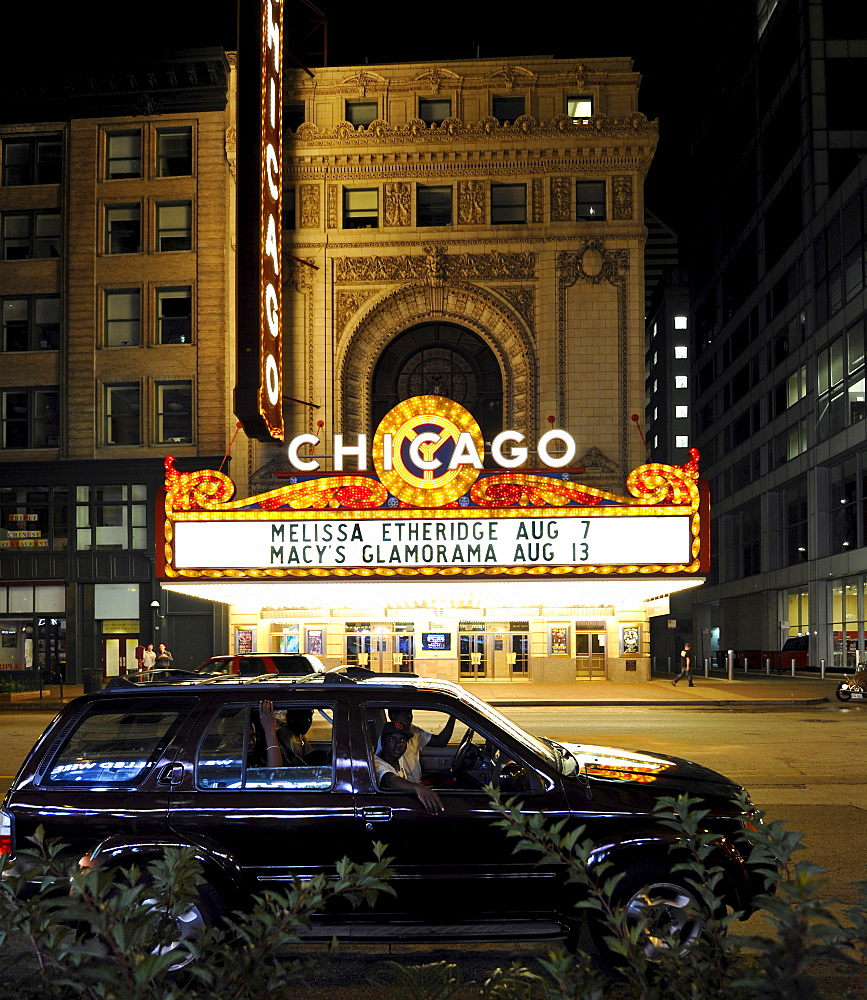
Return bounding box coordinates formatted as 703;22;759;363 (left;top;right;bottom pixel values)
159;397;708;682
155;5;707;683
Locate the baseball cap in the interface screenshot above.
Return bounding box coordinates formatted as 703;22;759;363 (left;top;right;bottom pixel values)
380;721;411;741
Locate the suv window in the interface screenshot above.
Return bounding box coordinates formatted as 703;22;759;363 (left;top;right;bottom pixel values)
197;702;334;791
42;705;189;785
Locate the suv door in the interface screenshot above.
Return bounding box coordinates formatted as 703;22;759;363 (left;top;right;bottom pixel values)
166;695;361;889
347;698;567;922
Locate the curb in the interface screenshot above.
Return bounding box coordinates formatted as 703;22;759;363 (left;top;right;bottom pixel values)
488;697;831;708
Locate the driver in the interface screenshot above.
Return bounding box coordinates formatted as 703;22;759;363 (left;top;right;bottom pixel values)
385;707;456;784
374;721;444;815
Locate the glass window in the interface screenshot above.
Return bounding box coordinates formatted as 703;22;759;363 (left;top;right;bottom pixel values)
491;183;526;224
156;202;192;251
576;180;606;220
492;95;525;123
674;316;689;330
0;388;59;449
419;98;451;124
2;211;60;260
1;296;60;351
104;290;140;347
197;702;335;790
156;287;192;344
675;435;689;448
156;381;192;443
343;188;378;229
675;405;689;418
104;384;140;445
2;135;62;186
0;486;68;552
105;131;141;179
75;484;147;550
105;204;140;254
566;96;593;121
43;706;188;785
675;375;689;389
416;185;452;226
156;127;192;177
284;101;306;131
283;186;296;230
345;101;378;126
674;345;688;357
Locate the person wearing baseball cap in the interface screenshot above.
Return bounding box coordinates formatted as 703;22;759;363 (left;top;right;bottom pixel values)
384;707;456;784
374;720;444;815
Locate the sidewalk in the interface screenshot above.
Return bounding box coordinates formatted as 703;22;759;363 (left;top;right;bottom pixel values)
0;672;837;713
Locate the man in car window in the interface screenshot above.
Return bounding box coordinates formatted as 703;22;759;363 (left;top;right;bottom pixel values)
374;721;444;815
386;708;456;783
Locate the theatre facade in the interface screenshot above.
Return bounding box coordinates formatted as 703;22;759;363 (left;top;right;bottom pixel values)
160;396;708;682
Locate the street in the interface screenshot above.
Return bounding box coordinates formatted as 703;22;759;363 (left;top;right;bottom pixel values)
1;700;863;997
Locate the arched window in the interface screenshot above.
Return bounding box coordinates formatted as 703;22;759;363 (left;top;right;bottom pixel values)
371;323;503;448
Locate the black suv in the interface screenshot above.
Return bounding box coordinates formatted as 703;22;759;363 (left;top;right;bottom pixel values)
0;674;763;953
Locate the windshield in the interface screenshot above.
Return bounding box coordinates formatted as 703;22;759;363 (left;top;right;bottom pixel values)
454;687;558;765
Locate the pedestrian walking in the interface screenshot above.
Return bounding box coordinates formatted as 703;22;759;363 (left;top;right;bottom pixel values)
672;642;695;687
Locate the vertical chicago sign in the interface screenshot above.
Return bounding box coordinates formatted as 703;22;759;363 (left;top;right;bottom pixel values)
235;0;284;441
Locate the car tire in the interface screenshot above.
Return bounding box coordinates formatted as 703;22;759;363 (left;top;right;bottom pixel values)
835;687;852;702
146;881;227;972
587;863;712;964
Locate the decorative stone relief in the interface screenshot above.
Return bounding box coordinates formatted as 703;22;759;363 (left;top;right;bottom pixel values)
499;286;535;328
488;64;535;91
414;67;460;92
340;69;387;97
551;177;571;221
384;182;411;226
326;184;338;229
224;125;236;180
556;241;629;286
335;248;536;283
299;184;320;229
336;289;375;332
285;256;317;294
532;178;543;224
613;175;633;220
457;180;485;225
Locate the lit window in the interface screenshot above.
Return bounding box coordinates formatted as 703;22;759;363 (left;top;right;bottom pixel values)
675;405;689;418
652;323;658;338
491;183;526;224
106;131;141;179
674;315;688;329
343;188;378;229
566;96;593;121
492;95;525;122
675;375;689;389
417;185;452;226
653;406;658;420
419;98;451;125
75;484;147;551
156;127;192;177
156;381;193;443
104;384;140;445
653;379;658;392
652;351;658;365
674;345;688;358
104;289;140;346
345;101;378;126
105;205;140;254
156;202;192;251
156;287;192;344
576;181;606;220
1;387;59;448
675;435;689;448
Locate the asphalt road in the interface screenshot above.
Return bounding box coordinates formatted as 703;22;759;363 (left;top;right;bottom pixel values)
1;701;863;997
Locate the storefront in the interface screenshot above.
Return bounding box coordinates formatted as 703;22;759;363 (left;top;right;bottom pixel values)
158;397;708;683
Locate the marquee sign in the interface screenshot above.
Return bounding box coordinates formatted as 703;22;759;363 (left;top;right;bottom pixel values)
158;397;709;581
235;0;284;442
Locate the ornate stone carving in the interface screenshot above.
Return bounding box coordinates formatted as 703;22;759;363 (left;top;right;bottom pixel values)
551;177;571;221
285;256;317;294
557;241;629;286
292;112;657;149
334;248;536;283
299;184;320;228
340;69;386;97
326;184;337;229
336;289;375;332
457;180;485;225
499;286;534;327
224;125;236;180
414;67;460;92
383;182;411;226
613;174;633;220
489;64;535;91
532;178;543;224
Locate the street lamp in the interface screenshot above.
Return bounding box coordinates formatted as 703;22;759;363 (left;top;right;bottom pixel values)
150;600;164;634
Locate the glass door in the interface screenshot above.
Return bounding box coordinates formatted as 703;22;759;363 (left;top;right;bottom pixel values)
575;631;606;679
459;633;488;678
103;635;139;678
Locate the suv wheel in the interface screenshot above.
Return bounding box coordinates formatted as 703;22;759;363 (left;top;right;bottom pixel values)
147;882;226;971
589;865;712;963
